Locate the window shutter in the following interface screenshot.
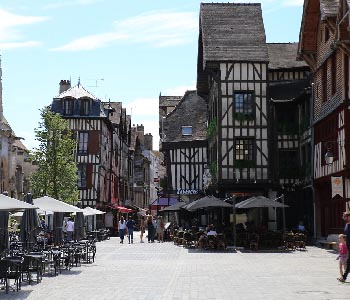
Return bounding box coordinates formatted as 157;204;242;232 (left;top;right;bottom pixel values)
87;164;93;189
88;131;100;154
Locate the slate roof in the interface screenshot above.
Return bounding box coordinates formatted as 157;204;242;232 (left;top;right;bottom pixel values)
51;83;107;118
159;96;182;107
267;43;308;70
162;91;207;143
56;84;97;100
199;3;268;64
320;0;339;20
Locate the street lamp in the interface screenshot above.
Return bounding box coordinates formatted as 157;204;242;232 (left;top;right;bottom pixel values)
324;141;341;165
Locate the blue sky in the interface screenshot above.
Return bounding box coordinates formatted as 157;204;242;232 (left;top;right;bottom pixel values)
0;0;303;151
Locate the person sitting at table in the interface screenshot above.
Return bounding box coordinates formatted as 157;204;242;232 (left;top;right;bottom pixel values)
207;224;217;236
197;230;207;249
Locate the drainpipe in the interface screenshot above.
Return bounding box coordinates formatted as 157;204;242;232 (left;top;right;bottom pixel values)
310;82;317;239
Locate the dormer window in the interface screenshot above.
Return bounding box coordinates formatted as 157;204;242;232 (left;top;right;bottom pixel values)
63;99;74;115
81;99;91;116
182;126;193;136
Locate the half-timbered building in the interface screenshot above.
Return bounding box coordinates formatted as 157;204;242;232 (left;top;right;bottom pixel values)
299;0;350;236
160;91;207;200
197;3;270;198
51;80;128;209
268;43;313;232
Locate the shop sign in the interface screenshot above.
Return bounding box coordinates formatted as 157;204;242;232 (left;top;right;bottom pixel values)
331;176;343;198
177;189;199;195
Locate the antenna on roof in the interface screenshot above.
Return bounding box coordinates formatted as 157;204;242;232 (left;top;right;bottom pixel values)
78;77;81;87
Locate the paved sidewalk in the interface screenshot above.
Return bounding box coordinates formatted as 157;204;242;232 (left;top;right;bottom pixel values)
2;237;349;300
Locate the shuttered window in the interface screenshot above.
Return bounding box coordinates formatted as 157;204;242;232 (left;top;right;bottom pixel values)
78;164;93;189
87;164;93;189
78;132;88;155
88;131;100;155
81;99;91;116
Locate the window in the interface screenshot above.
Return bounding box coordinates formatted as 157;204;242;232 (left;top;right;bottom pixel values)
81;99;90;116
182;126;193;136
78;164;87;188
63;99;74;115
235;139;254;161
78;132;88;155
234;92;254;115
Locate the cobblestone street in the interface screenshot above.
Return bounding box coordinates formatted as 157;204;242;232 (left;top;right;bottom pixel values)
2;237;349;300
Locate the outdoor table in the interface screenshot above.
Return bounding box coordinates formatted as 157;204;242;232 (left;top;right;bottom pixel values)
23;253;44;283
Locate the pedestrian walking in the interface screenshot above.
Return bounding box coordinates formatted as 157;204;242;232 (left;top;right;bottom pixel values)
119;217;127;244
140;216;145;243
338;212;350;282
66;217;74;241
126;216;135;244
146;215;154;243
156;216;164;242
337;234;347;278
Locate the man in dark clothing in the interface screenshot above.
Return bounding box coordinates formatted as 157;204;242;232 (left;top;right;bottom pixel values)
126;217;135;244
338;212;350;282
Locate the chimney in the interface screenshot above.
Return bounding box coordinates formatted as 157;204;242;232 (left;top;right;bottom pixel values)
137;124;145;146
144;133;153;151
59;80;71;94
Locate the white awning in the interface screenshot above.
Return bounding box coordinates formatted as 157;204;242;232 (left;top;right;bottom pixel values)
33;196;83;213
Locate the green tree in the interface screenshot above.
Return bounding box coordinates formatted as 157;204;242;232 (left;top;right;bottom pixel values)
30;107;79;204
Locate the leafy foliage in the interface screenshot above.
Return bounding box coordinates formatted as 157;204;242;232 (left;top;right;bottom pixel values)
30;107;79;204
207;117;217;138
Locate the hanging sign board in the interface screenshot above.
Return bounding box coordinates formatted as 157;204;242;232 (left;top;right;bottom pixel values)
331;176;343;198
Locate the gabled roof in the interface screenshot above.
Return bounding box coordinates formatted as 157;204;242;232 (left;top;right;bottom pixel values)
51;83;107;118
199;3;268;64
197;3;268;94
56;84;97;99
162;91;207;143
267;43;308;70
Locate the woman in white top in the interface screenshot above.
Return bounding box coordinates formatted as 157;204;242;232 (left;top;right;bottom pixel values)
118;217;127;244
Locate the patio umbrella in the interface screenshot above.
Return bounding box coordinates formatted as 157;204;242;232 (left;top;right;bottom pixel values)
74;212;85;241
183;196;232;211
82;207;105;216
53;212;64;245
0;194;38;211
235;196;289;209
0;211;9;254
33;196;83;213
160;201;187;212
20;208;40;248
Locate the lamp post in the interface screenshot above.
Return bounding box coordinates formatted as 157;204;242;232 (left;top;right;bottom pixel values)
324;140;342;165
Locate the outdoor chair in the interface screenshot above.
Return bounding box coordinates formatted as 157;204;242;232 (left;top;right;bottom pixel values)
216;234;227;250
294;233;307;251
283;232;296;251
0;258;23;294
182;231;194;248
206;235;217;249
249;233;259;251
21;254;43;284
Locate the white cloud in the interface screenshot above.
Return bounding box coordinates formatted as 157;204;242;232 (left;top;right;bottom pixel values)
52;11;198;51
0;9;48;49
43;0;103;10
124;98;158;118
